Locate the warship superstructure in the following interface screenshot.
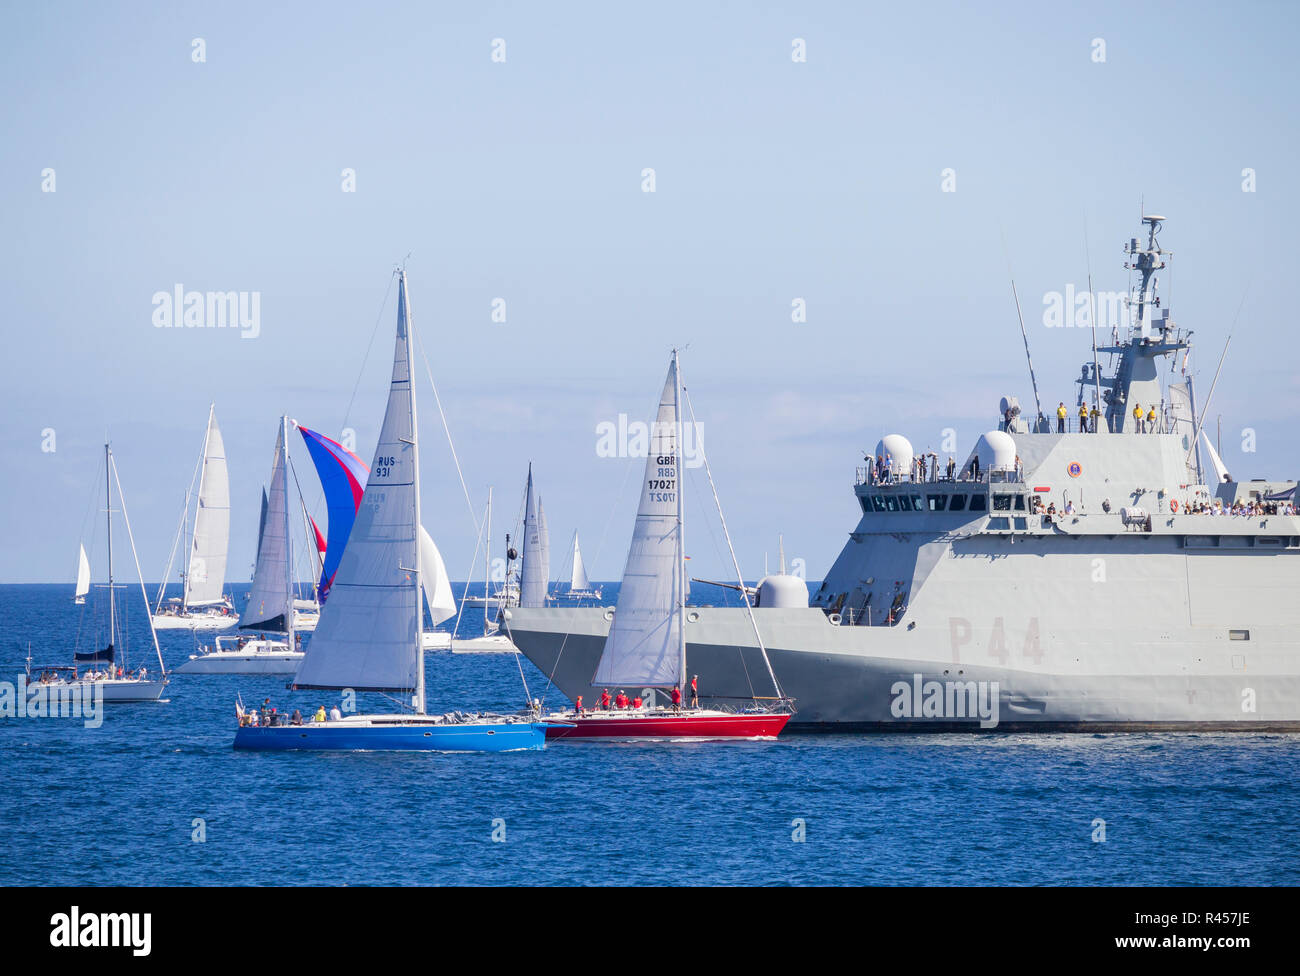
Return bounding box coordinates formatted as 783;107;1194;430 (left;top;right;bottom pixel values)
508;216;1299;730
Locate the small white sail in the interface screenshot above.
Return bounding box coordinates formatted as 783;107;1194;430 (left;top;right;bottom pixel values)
1202;429;1231;484
185;406;231;607
75;544;90;602
594;355;684;687
419;524;456;626
293;273;422;694
519;466;547;608
570;531;590;591
239;420;294;633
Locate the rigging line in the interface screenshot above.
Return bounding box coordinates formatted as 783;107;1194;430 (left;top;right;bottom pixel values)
537;454;636;706
154;440;202;611
412;321;480;538
109;453;165;675
452;499;489;638
681;381;784;700
683;418;758;699
73;453;107;655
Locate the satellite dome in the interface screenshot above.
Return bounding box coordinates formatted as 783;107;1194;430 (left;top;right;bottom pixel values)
755;574;809;609
874;435;914;476
975;430;1017;473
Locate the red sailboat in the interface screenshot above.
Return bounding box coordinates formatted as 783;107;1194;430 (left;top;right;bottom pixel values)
539;350;792;740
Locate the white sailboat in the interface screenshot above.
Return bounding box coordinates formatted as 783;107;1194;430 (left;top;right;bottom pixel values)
452;488;520;653
153;405;237;630
179;417;308;673
30;444;167;703
550;530;603;602
235;269;550;751
518;465;549;608
534;351;789;739
73;544;90;605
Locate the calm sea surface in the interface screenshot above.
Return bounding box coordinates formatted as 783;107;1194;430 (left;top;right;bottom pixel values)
1;583;1297;886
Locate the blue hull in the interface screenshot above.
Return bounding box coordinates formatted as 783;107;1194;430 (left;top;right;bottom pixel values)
233;721;549;752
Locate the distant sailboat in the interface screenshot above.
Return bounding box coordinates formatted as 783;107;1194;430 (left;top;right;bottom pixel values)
30;444;168;703
452;487;520;654
153;405;237;630
234;269;551;750
550;530;602;602
518;465;549;608
179;417;311;673
73;544;90;605
537;351;790;739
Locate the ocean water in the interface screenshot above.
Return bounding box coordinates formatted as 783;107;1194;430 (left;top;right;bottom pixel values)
1;582;1297;886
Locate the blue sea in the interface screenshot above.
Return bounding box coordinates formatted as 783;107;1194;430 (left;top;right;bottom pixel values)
1;582;1297;886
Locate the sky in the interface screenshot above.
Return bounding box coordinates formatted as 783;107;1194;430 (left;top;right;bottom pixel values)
1;1;1297;585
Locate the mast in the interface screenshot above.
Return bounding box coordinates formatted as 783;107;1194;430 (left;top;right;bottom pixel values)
484;487;492;631
183;404;214;611
106;442;115;656
673;349;686;686
404;270;426;715
282;416;294;635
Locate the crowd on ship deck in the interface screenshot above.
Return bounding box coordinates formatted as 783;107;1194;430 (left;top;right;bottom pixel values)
1175;499;1295;516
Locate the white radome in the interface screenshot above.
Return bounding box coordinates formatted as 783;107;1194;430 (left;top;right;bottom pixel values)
875;434;914;475
975;430;1017;472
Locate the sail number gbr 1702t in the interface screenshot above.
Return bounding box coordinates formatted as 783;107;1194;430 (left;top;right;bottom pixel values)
648;455;676;503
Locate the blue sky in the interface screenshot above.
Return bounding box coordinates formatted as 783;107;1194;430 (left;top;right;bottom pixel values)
1;1;1296;584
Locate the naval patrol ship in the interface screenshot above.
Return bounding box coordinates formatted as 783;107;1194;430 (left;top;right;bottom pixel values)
507;216;1299;730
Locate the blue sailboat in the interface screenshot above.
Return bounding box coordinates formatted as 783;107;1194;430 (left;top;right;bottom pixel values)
234;270;551;752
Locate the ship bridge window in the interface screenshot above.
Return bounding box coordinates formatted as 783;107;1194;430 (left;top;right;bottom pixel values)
898;494;914;512
872;495;887;512
969;495;987;512
993;494;1012;511
927;494;947;511
884;495;900;512
948;495;967;512
1014;495;1027;511
859;496;870;515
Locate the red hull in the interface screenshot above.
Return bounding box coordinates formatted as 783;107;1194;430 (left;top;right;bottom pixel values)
542;710;790;740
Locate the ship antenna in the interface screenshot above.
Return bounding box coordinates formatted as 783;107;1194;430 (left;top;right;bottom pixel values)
1084;222;1104;419
1001;227;1045;429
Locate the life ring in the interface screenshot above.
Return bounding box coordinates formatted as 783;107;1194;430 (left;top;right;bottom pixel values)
1170;499;1179;513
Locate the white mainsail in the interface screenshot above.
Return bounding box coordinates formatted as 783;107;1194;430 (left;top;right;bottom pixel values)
293;272;422;695
538;497;551;590
519;465;548;608
594;354;684;687
74;544;90;603
239;418;294;633
184;406;231;607
420;524;456;626
570;531;590;591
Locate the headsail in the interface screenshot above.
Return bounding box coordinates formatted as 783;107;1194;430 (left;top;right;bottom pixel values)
594;354;684;687
298;425;369;602
570;531;590;591
185;406;231;607
519;465;548;608
293;272;422;695
74;544;90;602
420;525;456;626
239;419;294;633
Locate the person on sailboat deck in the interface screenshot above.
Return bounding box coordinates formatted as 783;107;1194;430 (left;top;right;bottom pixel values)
314;706;326;723
329;705;342;721
671;685;682;713
632;694;642;709
574;695;583;715
600;688;611;711
691;675;699;708
291;709;302;726
615;690;629;709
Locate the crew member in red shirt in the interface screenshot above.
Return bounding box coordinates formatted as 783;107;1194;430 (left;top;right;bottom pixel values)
671;685;682;713
690;674;699;708
574;695;583;715
632;695;642;709
600;688;611;711
615;690;628;709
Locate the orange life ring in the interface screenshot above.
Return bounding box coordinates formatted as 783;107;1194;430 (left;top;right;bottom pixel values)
1170;499;1179;513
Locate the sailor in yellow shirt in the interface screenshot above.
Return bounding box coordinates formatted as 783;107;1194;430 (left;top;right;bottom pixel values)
314;705;327;723
1089;403;1101;433
1078;403;1089;433
1133;402;1145;433
1057;402;1067;433
1147;406;1157;433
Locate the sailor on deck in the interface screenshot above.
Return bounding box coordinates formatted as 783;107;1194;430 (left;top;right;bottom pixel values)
1079;403;1089;432
1147;406;1157;433
1133;403;1145;433
1090;403;1101;433
600;688;611;711
1057;402;1067;432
